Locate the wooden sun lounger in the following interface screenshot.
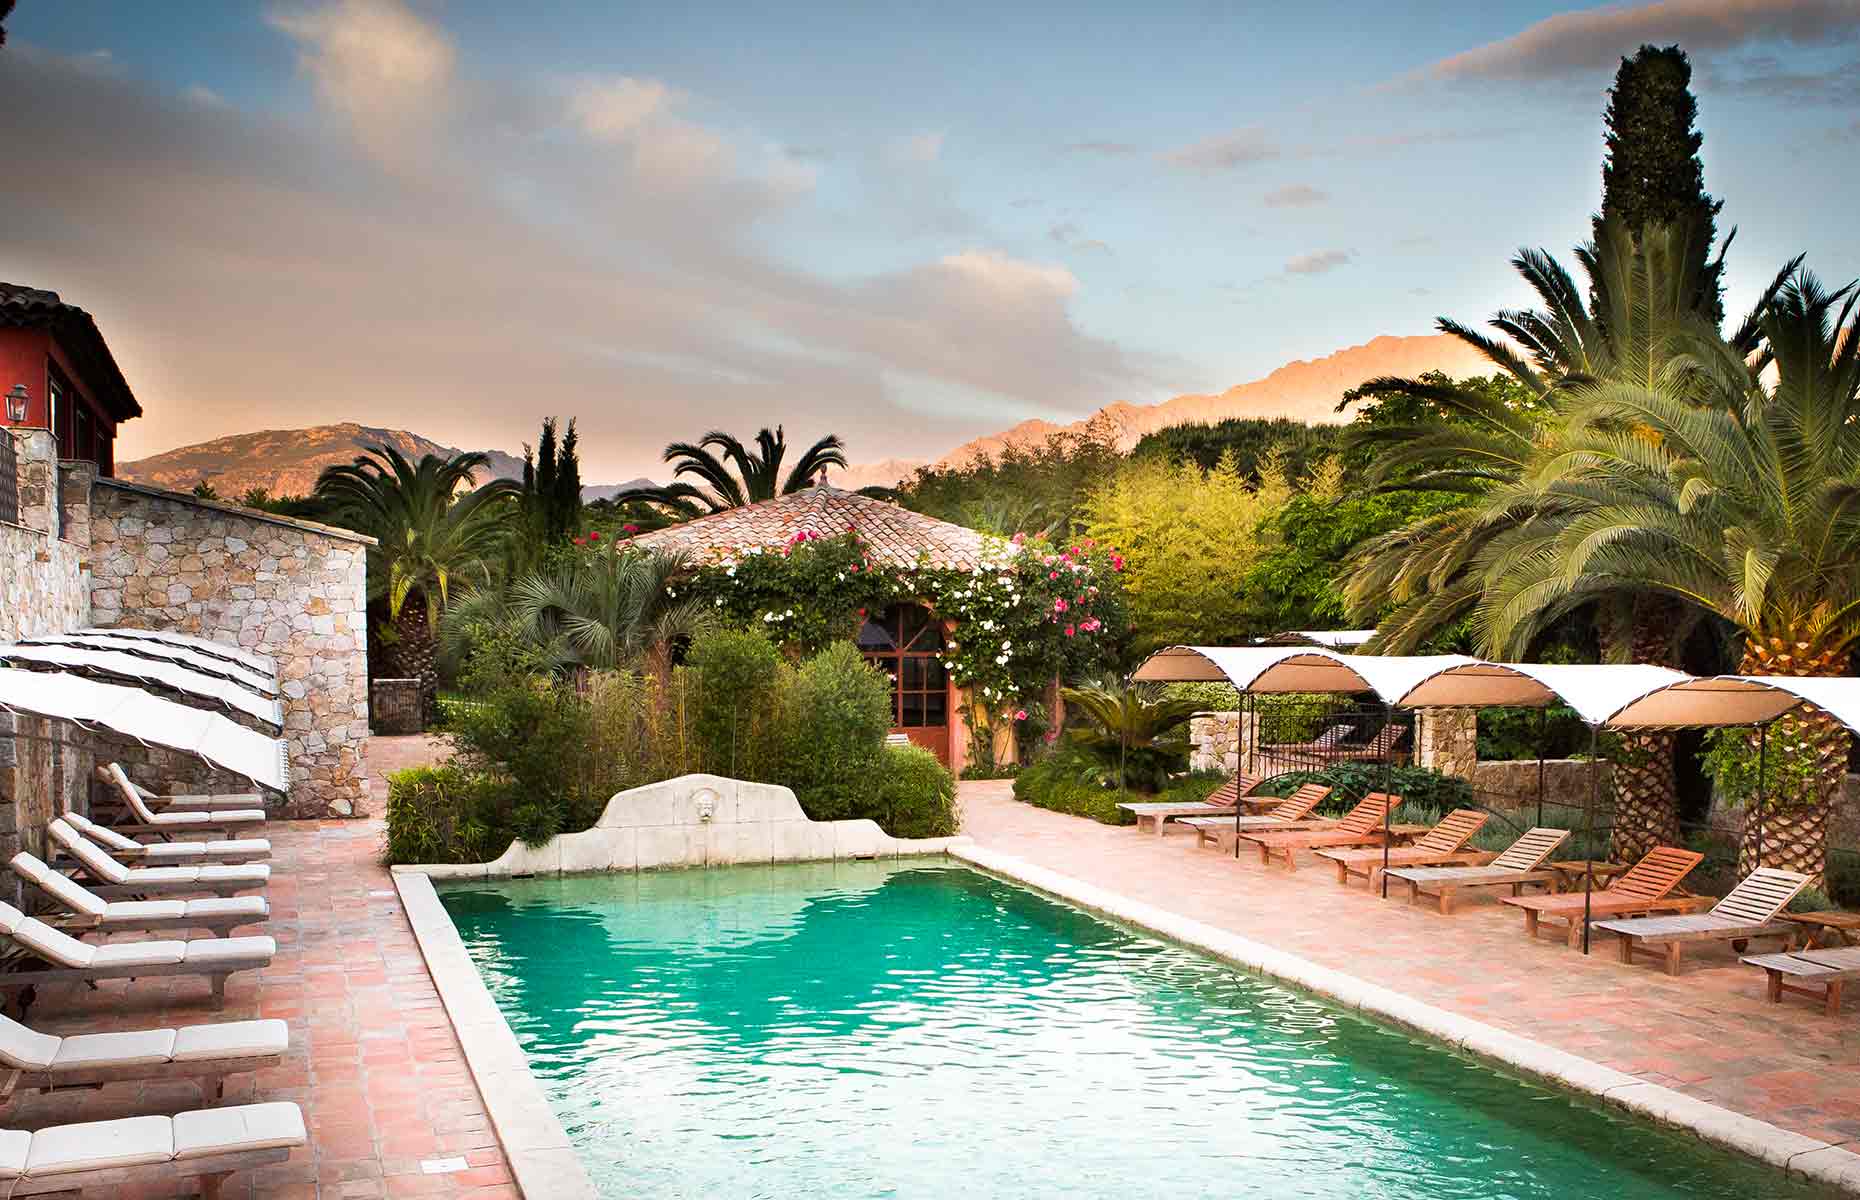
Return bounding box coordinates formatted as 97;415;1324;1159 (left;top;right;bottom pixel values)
1312;809;1491;888
1498;846;1708;948
1594;868;1812;975
1238;793;1398;870
1383;828;1570;913
1179;784;1335;850
0;1102;304;1198
99;764;268;837
1741;945;1860;1016
0;901;274;1013
0;1010;287;1102
61;810;270;865
1118;774;1264;834
50;819;270;899
13;852;270;939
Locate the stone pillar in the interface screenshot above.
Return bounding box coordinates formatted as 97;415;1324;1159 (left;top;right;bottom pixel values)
57;460;94;547
12;429;58;536
1190;711;1240;774
1415;708;1478;780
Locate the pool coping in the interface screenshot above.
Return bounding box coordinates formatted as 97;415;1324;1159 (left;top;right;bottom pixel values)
949;844;1860;1196
394;869;601;1200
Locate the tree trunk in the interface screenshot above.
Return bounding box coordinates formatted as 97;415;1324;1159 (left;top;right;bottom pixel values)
387;603;439;720
1735;635;1850;888
1606;597;1683;861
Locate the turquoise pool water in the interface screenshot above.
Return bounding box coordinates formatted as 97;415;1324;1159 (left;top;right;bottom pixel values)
439;862;1826;1199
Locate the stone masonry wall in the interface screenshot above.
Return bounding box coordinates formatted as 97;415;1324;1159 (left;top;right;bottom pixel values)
88;479;374;817
1414;708;1479;780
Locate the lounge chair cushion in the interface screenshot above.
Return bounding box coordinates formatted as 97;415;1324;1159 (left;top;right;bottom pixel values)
92;939;188;968
148;808;265;825
11;853;108;917
63;812;141;851
184;896;270;919
105;900;189;921
24;1114;173;1176
0;902;22;936
195;863;270;884
0;1129;28;1178
50;1029;178;1069
12;918;99;967
137;838;272;861
171;1101;306;1160
170;1018;289;1062
128;866;206;885
0;1015;61;1070
48;821;131;884
182;935;275;965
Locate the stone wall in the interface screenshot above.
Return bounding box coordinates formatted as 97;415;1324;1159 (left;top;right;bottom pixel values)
0;430;88;644
1471;758;1614;818
1414;709;1479;780
88;479;374;817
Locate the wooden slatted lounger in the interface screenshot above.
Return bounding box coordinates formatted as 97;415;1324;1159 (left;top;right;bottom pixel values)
1593;868;1812;975
1498;847;1709;948
0;1101;304;1198
49;819;270;899
1178;784;1335;851
1382;828;1570;914
1741;945;1860;1016
1238;793;1398;870
12;852;270;939
62;810;271;865
1118;774;1264;835
101;764;268;837
0;1009;287;1102
0;901;274;1012
1312;809;1492;888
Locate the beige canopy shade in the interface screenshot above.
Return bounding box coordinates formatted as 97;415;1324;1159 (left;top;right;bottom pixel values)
1130;645;1479;702
1605;675;1860;734
24;632;279;696
1393;662;1692;727
0;644;283;728
0;667;289;792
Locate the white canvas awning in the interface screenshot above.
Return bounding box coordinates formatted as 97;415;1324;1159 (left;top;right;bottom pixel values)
1394;662;1693;727
24;632;278;695
0;667;289;791
1604;675;1860;734
75;627;276;676
1131;646;1479;703
0;644;283;728
1260;630;1377;649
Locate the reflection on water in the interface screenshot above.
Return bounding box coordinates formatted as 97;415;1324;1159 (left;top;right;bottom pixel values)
440;863;1825;1200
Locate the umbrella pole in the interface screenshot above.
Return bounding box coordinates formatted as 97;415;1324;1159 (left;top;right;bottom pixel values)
1754;722;1768;871
1235;690;1248;859
1380;702;1393;898
1583;725;1598;956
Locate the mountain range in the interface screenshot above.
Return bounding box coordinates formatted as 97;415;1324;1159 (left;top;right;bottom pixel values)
119;333;1490;499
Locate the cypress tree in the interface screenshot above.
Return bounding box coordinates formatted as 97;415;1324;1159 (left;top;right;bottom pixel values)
1593;44;1725;325
535;417;559;537
554;418;583;540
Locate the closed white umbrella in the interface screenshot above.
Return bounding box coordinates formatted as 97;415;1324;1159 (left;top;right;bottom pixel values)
75;627;277;676
25;632;278;696
0;644;282;728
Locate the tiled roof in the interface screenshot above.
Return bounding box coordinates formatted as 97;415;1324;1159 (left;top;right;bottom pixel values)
632;485;992;570
0;282;142;422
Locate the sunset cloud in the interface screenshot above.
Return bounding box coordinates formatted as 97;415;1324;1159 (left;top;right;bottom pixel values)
1284;249;1353;276
1263;184;1327;208
1162;126;1279;170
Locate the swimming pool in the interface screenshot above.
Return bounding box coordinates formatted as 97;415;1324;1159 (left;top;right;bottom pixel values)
438;861;1828;1199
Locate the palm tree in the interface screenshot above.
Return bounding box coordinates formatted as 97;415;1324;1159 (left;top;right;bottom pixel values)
1060;682;1200;794
314;445;519;703
1341;221;1789;859
1477;272;1860;883
614;426;847;517
508;548;713;681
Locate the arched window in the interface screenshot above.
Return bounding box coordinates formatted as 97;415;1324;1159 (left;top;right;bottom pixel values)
857;603;948;730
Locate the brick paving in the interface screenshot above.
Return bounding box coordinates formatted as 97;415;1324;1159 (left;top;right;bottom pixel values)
3;734;514;1199
958;779;1860;1151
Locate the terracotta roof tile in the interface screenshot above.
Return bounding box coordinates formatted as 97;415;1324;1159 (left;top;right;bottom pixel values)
632;485;991;570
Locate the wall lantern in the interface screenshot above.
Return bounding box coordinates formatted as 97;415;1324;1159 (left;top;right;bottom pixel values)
4;385;26;424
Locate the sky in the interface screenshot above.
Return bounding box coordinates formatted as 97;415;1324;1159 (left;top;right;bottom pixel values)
3;0;1857;482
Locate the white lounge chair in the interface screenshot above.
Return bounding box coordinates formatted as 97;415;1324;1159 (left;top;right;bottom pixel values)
102;762;268;813
49;819;269;899
0;1008;286;1100
0;901;273;1012
12;853;269;938
0;1101;304;1197
101;764;267;835
62;810;270;865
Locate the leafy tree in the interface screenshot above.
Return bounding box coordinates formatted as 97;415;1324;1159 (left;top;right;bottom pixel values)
1478;272;1860;883
891;417;1123;539
1132;417;1340;482
615;426;845;517
1058;682;1199;794
315;445;520;703
1081;451;1290;652
516;417;584;547
0;2;13;48
192;479;219;500
1596;45;1725;325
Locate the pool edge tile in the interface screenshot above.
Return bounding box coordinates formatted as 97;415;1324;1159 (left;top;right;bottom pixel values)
394;869;602;1200
949;843;1860;1197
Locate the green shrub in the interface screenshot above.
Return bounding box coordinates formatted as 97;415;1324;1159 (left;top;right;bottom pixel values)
383;765;514;864
686;628;787;778
874;744;960;838
776;641;893;822
1253;763;1473;814
1013;749;1225;824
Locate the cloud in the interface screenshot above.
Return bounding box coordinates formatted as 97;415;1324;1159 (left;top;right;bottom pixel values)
1048;221;1110;254
1162;126;1279;170
1263;184;1327;208
1064;140;1141;156
890;130;944;163
0;44;1156;479
267;0;454;152
1429;0;1860;81
568;76;670;141
182;85;227;108
1284;249;1353;276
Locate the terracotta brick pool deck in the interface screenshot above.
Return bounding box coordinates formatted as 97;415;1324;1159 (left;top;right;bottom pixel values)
957;779;1860;1153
